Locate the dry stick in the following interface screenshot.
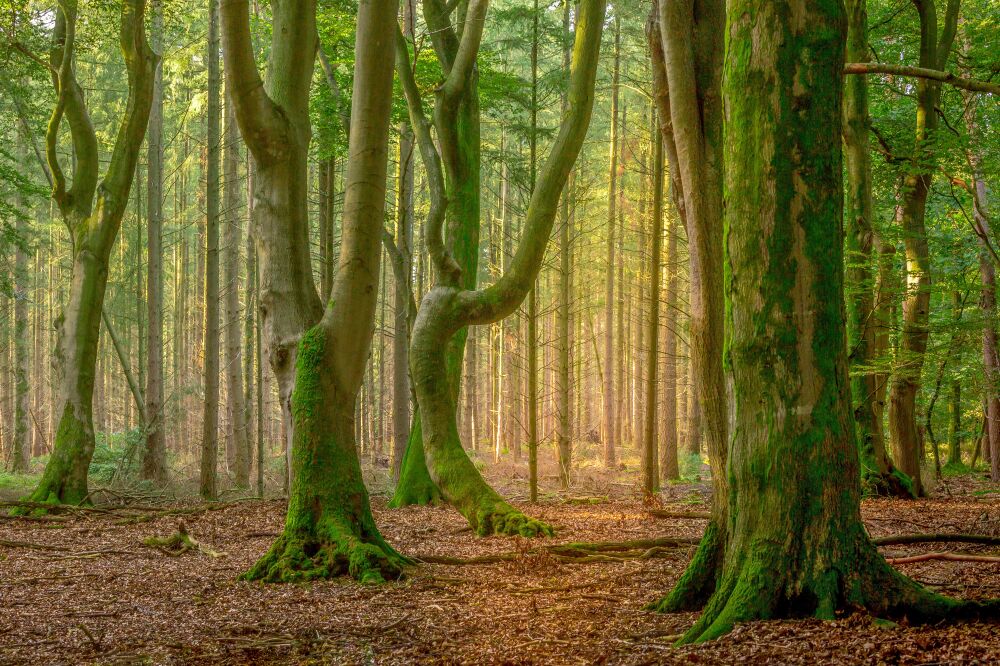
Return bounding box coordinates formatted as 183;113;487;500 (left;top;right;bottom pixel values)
886;552;1000;565
648;509;711;519
415;536;698;565
844;63;1000;96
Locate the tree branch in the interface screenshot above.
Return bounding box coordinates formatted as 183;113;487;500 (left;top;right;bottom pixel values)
844;63;1000;96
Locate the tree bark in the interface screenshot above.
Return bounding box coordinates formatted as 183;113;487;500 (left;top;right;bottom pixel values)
665;0;998;642
201;0;222;500
643;122;665;491
603;17;620;469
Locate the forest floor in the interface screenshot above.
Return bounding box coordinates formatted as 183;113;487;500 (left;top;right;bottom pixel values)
1;460;999;665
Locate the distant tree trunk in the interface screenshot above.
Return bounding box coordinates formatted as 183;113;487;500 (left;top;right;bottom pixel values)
201;0;222;500
527;0;540;502
660;197;679;481
391;115;414;482
643;121;664;491
603;17;620;469
242;0;406;582
142;0;167;485
887;0;960;497
555;0;573;490
224;90;250;487
20;0;155;508
664;0;997;642
843;0;911;497
12;152;30;473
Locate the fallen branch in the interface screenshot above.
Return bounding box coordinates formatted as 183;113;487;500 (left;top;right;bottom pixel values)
648;509;711;520
886;552;1000;565
873;533;1000;547
143;521;225;557
415;536;698;566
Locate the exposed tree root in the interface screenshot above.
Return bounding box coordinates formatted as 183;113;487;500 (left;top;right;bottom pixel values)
872;533;1000;547
415;536;697;565
862;467;916;499
242;514;413;584
886;552;1000;565
648;519;725;613
674;529;1000;645
648;509;711;519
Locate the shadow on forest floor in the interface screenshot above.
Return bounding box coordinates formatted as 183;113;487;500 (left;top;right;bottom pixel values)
1;459;999;664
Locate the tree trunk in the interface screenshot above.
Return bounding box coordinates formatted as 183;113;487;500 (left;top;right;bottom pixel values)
843;0;912;497
22;0;156;508
243;0;405;582
220;0;325;495
11;161;30;473
603;17;620;469
201;0;222;500
887;0;960;497
667;0;997;642
643;122;664;491
224;89;250;487
397;0;605;534
647;0;727;608
392;119;414;482
555;0;573;490
142;0;167;485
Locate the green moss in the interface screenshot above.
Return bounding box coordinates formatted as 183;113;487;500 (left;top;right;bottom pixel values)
648;519;723;613
389;414;444;508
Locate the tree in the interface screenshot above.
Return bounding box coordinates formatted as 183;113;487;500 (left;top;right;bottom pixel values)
642;119;663;492
887;0;960;497
647;0;728;610
221;0;325;485
142;0;167;485
395;0;606;534
242;0;406;582
659;0;997;643
842;0;913;497
201;0;222;501
20;0;156;507
603;16;620;469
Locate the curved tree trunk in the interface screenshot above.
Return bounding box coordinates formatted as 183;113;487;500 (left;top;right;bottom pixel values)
21;0;156;508
646;0;727;611
395;0;605;534
887;0;960;498
220;0;324;494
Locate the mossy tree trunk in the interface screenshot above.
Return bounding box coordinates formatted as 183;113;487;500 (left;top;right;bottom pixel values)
642;124;665;491
395;0;605;535
843;0;913;497
887;0;960;497
659;0;998;643
21;0;155;508
647;0;728;611
243;0;407;583
390;0;483;508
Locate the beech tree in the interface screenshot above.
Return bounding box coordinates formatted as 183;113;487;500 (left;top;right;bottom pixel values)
394;0;606;534
655;0;999;642
19;0;155;507
242;0;405;583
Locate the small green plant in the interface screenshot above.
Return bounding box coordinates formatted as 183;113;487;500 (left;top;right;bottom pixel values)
89;428;144;485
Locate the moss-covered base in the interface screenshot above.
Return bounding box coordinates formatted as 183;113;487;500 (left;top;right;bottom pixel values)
12;408;94;515
390;415;445;508
673;529;1000;644
647;519;723;612
474;498;554;537
242;522;413;584
861;466;916;499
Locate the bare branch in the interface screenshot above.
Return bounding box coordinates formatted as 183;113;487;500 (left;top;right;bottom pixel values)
845;63;1000;96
